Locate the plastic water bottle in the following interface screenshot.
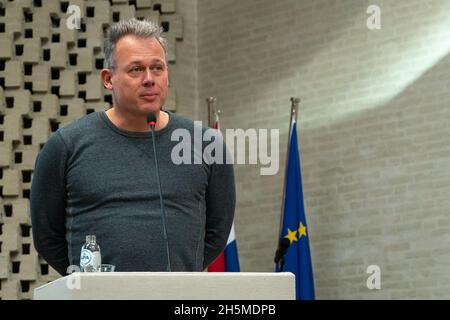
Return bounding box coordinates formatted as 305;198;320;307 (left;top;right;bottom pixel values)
80;235;101;272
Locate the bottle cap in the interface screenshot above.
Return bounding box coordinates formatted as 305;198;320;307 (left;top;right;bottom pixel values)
86;235;96;242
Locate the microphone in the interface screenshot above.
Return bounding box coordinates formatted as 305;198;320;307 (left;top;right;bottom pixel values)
147;112;171;272
274;237;290;271
147;112;157;129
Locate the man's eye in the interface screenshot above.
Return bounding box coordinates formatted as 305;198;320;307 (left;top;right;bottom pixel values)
130;66;144;73
151;64;165;72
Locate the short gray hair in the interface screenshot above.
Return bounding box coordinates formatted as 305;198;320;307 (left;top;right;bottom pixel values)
104;18;167;69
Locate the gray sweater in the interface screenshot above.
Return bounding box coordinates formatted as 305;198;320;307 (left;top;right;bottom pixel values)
30;111;235;275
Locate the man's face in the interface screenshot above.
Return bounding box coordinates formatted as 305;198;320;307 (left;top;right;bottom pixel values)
106;35;169;116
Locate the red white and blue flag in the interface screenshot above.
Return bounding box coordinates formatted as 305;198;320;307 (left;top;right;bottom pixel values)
208;113;240;272
208;224;240;272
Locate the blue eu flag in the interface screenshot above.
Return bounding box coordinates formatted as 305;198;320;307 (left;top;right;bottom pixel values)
277;121;315;300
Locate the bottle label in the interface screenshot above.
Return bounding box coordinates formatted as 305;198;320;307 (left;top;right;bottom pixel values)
80;249;93;267
80;249;101;271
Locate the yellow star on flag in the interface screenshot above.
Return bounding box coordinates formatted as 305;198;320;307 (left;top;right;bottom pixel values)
298;222;307;238
285;228;298;244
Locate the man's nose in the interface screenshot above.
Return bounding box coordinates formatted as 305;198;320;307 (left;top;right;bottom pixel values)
142;69;155;86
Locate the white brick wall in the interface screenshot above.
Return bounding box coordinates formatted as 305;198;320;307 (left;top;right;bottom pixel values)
197;0;450;298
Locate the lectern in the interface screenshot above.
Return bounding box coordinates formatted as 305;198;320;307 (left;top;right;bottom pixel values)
33;272;295;300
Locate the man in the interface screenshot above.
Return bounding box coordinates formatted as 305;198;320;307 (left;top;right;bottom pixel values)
30;19;235;275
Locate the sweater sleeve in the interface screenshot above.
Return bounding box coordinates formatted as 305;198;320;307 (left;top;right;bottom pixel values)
30;131;70;276
203;136;236;269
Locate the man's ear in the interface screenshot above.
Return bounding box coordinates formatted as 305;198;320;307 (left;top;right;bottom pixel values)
101;69;113;90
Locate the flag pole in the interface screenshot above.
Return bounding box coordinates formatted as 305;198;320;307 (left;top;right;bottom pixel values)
278;97;300;237
206;97;216;127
